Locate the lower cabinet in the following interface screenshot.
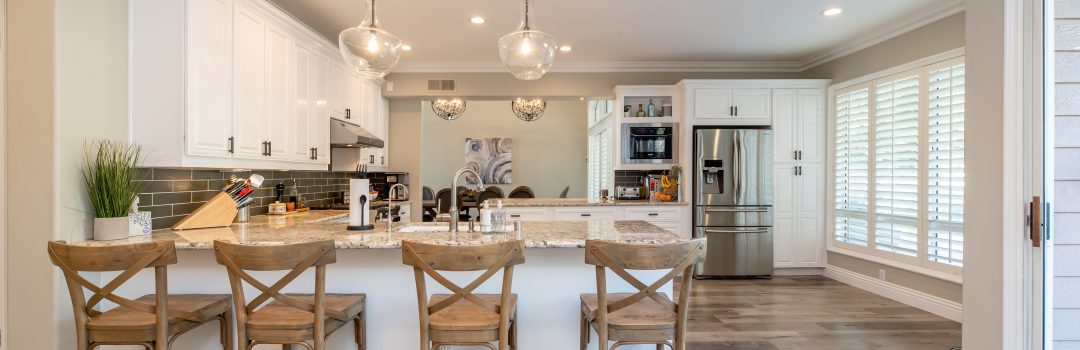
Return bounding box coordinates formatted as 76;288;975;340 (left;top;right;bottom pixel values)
773;162;824;268
502;206;687;236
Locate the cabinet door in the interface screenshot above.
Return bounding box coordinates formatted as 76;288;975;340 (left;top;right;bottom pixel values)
772;89;797;163
692;88;734;119
231;3;266;159
291;42;312;161
264;22;291;159
773;163;797;267
733;88;771;119
311;50;331;163
553;208;619;221
796;163;824;267
186;0;233;157
379;97;390;168
796;89;824;163
329;61;349;119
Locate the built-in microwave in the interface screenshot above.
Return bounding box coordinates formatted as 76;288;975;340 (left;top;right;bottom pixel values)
622;123;678;164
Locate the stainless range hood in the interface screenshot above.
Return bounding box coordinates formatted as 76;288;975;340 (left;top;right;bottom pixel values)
330;116;384;148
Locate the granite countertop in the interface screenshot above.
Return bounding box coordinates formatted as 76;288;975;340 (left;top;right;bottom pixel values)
77;210;683;250
496;198;689;207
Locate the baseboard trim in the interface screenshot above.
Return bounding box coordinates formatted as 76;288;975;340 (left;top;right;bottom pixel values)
823;265;962;322
774;267;824;276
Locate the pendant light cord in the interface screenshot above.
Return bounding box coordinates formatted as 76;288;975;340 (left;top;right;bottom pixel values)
523;0;530;30
370;0;378;28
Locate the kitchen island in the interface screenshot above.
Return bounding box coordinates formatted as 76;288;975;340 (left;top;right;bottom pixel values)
86;211;684;350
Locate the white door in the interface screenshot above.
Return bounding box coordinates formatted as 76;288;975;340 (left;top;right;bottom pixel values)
772;89;797;163
291;42;312;161
797;89;824;163
231;2;266;159
185;0;233;157
796;163;824;266
692;88;734;119
773;163;797;267
264;22;291;159
311;50;331;163
733;88;771;119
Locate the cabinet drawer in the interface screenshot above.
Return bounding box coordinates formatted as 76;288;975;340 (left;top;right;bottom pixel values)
553;208;619;221
504;208;549;221
624;207;681;221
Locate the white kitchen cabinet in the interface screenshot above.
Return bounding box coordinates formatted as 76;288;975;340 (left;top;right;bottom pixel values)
733;89;771;119
496;205;687;236
503;208;551;221
130;0;350;170
330;61;350;119
691;88;734;119
684;86;770;124
771;87;826;269
183;0;233;158
553;208;619;221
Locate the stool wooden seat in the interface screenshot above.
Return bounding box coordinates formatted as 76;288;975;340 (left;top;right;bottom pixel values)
48;240;232;350
579;239;706;350
402;240;525;350
214;240;366;350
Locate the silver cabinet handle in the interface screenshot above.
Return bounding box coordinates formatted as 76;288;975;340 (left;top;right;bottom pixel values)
648;213;659;216
510;214;522;218
228;137;235;154
703;229;769;234
703;207;768;212
580;213;592;217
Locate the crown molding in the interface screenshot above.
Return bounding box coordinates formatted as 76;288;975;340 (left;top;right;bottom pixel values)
394;60;804;74
798;0;965;70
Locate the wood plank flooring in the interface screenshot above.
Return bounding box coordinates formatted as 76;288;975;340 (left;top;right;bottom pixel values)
684;276;961;350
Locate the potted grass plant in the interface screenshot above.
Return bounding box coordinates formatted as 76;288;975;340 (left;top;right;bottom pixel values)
82;140;143;240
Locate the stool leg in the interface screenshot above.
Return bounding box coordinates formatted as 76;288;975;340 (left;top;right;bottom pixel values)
354;312;366;350
510;316;518;350
579;311;587;350
282;344;292;350
221;311;233;350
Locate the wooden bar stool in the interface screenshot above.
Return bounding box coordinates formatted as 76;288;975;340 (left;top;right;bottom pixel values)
213;240;366;350
48;240;232;350
579;239;706;350
401;240;525;350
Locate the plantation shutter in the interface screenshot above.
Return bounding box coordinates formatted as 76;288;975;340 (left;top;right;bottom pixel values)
587;126;614;200
588;133;599;199
834;87;872;247
926;61;965;266
873;75;921;257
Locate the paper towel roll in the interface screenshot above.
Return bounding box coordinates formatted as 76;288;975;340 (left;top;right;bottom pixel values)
348;179;374;230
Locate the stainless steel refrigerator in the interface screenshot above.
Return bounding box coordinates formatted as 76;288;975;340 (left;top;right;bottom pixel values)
693;128;774;278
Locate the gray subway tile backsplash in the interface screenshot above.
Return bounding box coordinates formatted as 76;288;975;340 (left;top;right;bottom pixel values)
135;168;380;230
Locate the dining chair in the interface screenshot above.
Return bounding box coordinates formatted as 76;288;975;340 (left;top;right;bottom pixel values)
49;240;231;350
423;186;435;201
580;239;706;350
214;240;366;350
485;186;505;198
507;186;535;199
477;190;502;208
559;186;570;198
401;240;525;350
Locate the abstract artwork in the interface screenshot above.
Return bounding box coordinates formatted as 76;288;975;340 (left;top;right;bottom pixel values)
465;138;512;184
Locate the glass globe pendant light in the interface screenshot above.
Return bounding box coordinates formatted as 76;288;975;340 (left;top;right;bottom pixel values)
498;0;558;80
339;0;403;78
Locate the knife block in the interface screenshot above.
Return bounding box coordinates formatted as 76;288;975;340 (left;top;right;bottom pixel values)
171;192;238;230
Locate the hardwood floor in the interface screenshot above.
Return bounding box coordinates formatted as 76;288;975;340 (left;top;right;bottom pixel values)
684;276;961;350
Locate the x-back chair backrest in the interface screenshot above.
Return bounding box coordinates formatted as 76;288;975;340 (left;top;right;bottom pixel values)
401;240;525;317
584;239;706;319
213;240;347;321
48;240;194;332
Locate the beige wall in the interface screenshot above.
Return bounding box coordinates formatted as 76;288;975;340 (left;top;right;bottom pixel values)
801;13;967;306
6;0;130;348
420;100;588;199
385;71;802;98
801;13;966;83
387;99;424;219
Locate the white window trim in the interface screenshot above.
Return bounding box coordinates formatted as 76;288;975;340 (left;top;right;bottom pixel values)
827;49;966;278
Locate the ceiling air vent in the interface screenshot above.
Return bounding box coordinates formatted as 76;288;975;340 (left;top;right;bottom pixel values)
427;80;456;92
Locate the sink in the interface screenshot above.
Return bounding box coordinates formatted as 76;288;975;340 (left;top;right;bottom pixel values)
395;224;467;233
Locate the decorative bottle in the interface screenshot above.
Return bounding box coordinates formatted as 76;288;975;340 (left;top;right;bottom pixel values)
647;99;656;117
636;104;646;118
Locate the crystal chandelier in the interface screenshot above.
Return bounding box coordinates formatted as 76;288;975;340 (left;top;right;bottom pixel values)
339;0;403;78
432;99;467;121
511;98;546;122
498;0;558;80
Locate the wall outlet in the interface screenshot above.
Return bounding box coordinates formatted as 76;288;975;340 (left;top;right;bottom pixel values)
385;81;394;92
878;268;886;280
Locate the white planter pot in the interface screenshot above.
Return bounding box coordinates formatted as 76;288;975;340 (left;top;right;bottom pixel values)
94;216;130;241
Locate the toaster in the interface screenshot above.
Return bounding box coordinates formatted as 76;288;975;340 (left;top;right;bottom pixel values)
615;186;642;200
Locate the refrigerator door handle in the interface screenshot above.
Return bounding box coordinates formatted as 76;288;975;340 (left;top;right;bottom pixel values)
732;132;741;203
703;229;770;234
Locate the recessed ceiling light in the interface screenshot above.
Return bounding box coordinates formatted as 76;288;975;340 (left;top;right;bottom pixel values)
470;16;486;24
822;8;843;16
579;97;586;101
402;44;412;51
559;45;572;52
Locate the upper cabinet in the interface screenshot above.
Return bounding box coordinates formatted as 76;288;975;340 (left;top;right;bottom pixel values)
130;0;384;171
680;81;773;125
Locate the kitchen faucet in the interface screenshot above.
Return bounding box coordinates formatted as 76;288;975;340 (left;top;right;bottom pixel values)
386;184;409;232
450;167;484;233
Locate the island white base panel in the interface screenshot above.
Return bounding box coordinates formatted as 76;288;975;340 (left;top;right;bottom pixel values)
98;248;671;350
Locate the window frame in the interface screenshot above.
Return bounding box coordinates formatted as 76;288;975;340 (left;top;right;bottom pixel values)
827;49;966;278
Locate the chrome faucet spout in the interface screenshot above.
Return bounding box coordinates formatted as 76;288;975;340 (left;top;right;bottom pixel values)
387;184;409;232
450;167;484;233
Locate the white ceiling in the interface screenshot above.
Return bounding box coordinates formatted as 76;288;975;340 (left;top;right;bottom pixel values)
268;0;962;71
